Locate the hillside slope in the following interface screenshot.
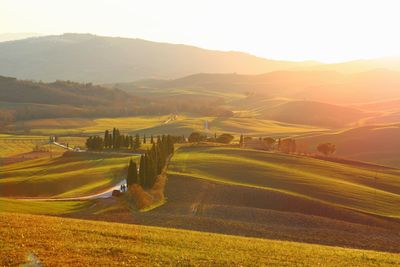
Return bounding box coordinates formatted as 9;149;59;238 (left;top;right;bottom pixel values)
0;152;134;198
123;70;400;104
302;123;400;167
168;146;400;218
1;212;400;266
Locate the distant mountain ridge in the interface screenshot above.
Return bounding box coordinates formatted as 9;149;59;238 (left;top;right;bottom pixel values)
0;32;42;42
121;70;400;104
0;33;316;83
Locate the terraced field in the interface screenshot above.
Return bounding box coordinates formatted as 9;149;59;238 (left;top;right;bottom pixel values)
169;146;400;218
0;152;136;198
1;212;400;266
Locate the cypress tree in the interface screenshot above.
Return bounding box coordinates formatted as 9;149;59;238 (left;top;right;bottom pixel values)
134;134;141;150
143;134;147;144
104;130;109;148
150;135;154;144
112;128;116;149
127;159;138;187
129;135;134;149
139;155;145;187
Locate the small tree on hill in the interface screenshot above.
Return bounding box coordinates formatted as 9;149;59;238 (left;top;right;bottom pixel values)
239;134;244;147
317;143;336;156
216;133;234;144
263;137;276;148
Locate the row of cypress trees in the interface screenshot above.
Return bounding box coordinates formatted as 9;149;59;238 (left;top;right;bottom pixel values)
103;128;141;150
86;128;182;151
126;135;175;189
86;128;141;150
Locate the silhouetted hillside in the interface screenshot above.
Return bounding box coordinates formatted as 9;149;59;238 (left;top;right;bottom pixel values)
0;33;315;83
0;75;234;123
122;70;400;104
0;76;134;106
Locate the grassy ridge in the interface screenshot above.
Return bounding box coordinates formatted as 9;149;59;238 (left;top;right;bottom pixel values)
1;212;399;266
0;152;137;198
169;146;400;218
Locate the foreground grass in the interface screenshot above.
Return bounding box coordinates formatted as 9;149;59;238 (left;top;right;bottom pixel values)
169;146;400;218
0;152;137;198
1;213;399;266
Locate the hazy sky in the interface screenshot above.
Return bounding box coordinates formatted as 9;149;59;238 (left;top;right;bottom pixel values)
1;0;400;63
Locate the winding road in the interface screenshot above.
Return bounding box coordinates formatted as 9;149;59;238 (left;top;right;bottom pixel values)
10;141;141;201
16;179;127;201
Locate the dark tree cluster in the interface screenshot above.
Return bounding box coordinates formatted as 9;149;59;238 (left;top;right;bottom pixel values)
188;132;234;144
188;132;207;143
127;135;175;189
104;128;141;150
85;136;104;150
86;128;141;151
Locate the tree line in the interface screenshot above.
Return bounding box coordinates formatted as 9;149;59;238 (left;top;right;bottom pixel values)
126;135;175;189
86;128;187;151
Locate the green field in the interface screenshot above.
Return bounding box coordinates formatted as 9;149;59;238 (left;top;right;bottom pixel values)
8;114;327;138
0;198;87;215
0;134;52;157
0;134;86;159
1;212;399;266
169;146;400;218
9;116;167;135
0;152;137;198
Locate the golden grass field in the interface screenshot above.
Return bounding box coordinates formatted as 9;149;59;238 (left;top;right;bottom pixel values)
1;212;400;266
6;114;327;137
0;152;136;198
169;146;400;218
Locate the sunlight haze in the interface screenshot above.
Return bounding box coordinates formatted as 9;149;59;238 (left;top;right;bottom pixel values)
2;0;400;62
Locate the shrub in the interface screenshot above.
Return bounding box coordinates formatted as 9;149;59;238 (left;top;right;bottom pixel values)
317;143;336;156
216;133;234;144
188;132;207;142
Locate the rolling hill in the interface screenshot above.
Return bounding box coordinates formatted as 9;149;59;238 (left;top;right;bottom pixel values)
121;70;400;104
302;123;400;167
71;145;400;253
0;152;134;198
233;98;369;128
0;76;135;106
0;33;315;83
168;146;400;218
